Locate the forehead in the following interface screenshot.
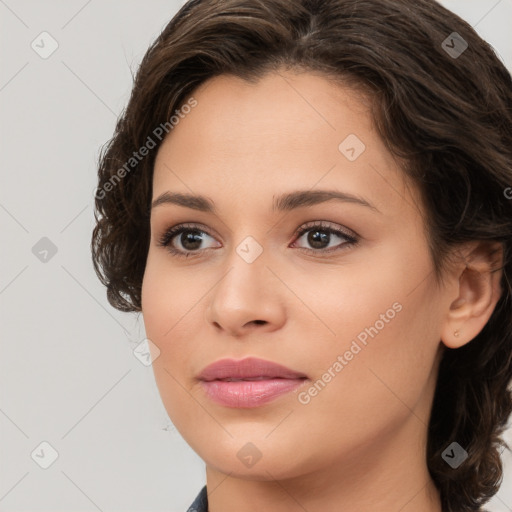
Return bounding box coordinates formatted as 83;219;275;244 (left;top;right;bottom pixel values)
152;70;419;218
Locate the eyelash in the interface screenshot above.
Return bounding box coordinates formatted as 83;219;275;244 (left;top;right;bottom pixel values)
157;221;359;259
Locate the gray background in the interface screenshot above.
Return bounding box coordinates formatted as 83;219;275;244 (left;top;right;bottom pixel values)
1;1;511;511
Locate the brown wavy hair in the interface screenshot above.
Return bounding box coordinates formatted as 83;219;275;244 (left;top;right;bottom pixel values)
91;0;512;510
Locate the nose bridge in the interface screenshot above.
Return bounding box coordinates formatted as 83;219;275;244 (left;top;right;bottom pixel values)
205;233;285;334
215;234;270;305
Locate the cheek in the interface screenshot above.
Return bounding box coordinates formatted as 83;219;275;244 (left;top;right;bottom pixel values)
300;249;442;440
314;235;433;342
140;251;200;372
142;248;198;332
141;254;204;427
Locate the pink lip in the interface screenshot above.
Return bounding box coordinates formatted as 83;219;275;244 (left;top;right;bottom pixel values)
198;357;308;408
198;357;307;381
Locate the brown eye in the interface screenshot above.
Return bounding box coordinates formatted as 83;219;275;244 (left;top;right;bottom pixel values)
292;221;358;254
157;223;219;258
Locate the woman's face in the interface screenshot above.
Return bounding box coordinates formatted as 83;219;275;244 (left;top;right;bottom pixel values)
141;70;453;482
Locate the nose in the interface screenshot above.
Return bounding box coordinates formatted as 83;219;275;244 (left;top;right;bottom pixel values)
204;251;286;337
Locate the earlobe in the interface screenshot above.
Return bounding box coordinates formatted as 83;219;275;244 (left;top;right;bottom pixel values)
441;241;504;349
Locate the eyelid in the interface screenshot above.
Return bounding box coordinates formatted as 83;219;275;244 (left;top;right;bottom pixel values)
293;220;358;241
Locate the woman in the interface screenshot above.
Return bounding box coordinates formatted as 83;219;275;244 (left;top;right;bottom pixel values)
91;0;512;510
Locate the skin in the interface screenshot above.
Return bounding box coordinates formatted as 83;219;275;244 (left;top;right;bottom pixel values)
141;69;503;512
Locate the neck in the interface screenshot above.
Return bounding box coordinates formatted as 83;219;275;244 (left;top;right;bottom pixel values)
204;405;442;512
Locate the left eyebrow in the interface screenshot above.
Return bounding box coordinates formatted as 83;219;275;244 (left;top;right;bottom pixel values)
150;189;380;214
272;189;380;213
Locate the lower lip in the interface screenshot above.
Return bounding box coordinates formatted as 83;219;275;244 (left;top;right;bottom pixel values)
200;378;307;408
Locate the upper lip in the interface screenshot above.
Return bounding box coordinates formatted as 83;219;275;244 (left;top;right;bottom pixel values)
197;357;308;381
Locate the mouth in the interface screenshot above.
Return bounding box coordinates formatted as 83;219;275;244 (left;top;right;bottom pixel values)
197;356;308;381
197;357;308;408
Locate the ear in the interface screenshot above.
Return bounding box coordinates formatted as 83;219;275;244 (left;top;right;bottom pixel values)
441;241;504;349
